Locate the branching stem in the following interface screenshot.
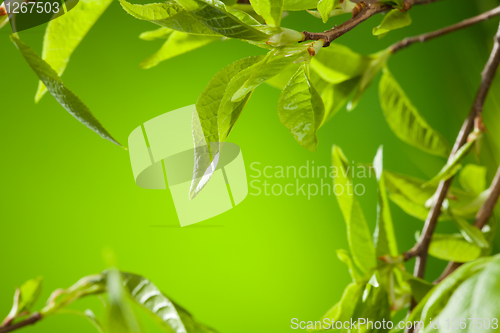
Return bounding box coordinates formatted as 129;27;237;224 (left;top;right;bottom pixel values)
0;313;42;333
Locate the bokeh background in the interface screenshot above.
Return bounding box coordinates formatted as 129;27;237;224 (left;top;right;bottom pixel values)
1;0;500;332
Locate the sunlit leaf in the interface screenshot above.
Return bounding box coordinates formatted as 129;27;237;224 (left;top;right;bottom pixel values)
190;56;264;198
139;27;174;40
423;138;477;187
310;43;371;84
140;32;220;69
249;0;284;27
278;63;325;152
337;249;363;282
450;214;489;249
11;36;122;147
174;0;270;39
459;164;487;195
120;272;218;333
428;233;482;262
283;0;319;10
332;146;376;272
317;0;339;23
36;0;113;102
373;9;411;37
2;277;43;326
232;43;311;102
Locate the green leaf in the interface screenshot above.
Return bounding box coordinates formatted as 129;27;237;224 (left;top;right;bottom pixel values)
106;270;141;333
140;32;219;69
190;56;264;198
139;27;174;41
2;277;43;326
428;233;482;262
352;273;391;332
450;214;489;249
337;249;363;282
373;146;399;258
400;271;433;303
373;9;411;37
420;255;500;333
119;0;218;36
120;272;218;333
11;36;122;147
283;0;319;10
174;0;270;40
310;43;371;84
459;164;487;195
232;43;311;102
379;68;450;157
312;282;365;331
249;0;284;27
348;49;391;110
317;0;339;23
423;139;477;187
332;146;376;272
310;73;361;123
42;274;107;315
266;62;300;90
35;0;113;102
278;63;325;152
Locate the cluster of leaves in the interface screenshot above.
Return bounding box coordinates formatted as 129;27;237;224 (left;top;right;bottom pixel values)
1;270;218;333
314;144;498;332
4;0;418;199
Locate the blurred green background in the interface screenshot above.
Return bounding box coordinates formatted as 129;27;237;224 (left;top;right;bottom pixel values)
1;0;500;332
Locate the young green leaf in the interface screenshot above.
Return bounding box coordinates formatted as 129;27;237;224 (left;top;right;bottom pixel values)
278;63;325;152
232;43;313;102
423;139;477;187
283;0;320;10
373;146;399;258
119;0;220;36
140;32;220;69
379;68;450;157
120;272;218;333
373;9;411;37
459;164;487;195
336;249;363;282
348;49;391;110
11;36;122;147
106;270;141;333
310;72;361;123
351;273;391;330
317;0;339;23
450;214;489;249
249;0;284;28
2;277;43;326
139;27;174;41
35;0;113;102
190;56;264;198
400;270;433;303
428;233;482;262
174;0;270;40
312;282;365;331
332;146;376;272
310;43;371;84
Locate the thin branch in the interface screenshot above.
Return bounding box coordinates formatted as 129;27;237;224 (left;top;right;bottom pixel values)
302;0;446;46
0;313;42;333
302;4;391;46
437;164;500;282
391;6;500;53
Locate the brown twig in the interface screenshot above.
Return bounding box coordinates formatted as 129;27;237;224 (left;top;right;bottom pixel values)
302;0;446;46
0;313;42;333
391;5;500;53
437;164;500;282
402;22;500;332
